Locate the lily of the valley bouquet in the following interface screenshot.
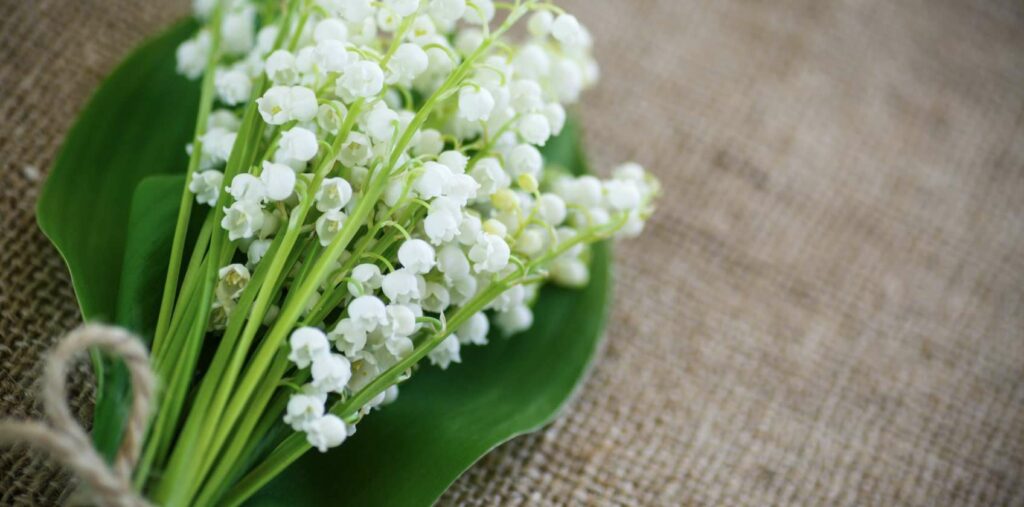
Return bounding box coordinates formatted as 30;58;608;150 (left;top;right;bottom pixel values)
30;0;658;505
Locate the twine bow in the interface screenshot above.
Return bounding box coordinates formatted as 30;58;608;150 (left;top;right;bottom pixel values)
0;324;155;507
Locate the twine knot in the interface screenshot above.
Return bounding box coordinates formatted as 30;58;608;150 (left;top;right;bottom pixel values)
0;324;154;507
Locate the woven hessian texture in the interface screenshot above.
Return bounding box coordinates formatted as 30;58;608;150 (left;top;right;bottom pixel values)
2;0;1023;505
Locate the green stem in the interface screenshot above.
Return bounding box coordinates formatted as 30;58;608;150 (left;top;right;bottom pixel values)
151;216;212;370
217;278;509;507
162;99;366;505
192;350;293;507
152;5;225;352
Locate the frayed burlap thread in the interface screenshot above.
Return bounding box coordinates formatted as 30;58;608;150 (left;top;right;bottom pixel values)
0;325;153;507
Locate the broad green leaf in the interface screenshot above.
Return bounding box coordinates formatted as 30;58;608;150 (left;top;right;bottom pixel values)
115;175;186;337
84;174;185;459
38;18;199;322
249;243;611;506
38;18;612;506
247;101;608;507
36;19;199;458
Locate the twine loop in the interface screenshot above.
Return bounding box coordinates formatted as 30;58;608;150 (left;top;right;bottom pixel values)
0;324;154;507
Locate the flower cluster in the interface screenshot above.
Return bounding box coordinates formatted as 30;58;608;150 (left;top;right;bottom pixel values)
174;0;656;461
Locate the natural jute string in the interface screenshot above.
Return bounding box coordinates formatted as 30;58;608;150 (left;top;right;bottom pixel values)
0;324;154;507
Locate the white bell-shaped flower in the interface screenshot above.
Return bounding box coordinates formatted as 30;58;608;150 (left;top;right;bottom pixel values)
537;193;567;226
512;44;550;80
176;31;210;79
311;353;352;393
382;304;417;338
283;393;325;431
470;157;510;197
507;144;542;178
463;0;494;24
383;0;419;16
215;68;252;105
247;239;272;267
316;210;348;247
457;86;495;122
496;304;534;335
457;312;489;346
317;103;346;134
398;239;436;274
200;128;237;165
338;131;373;167
490;284;525;312
387;43;428;85
260;161;296;201
551;14;584;47
329;318;367;356
510;79;543;113
424;200;462;245
544;102;567;135
221;6;256;55
306;414;348;452
449;273;478;306
429;0;466;25
553;57;586;103
384;335;415;359
337;60;384;102
265;50;297;84
347;263;383;296
208;109;241;130
527;10;553;38
364;102;399;142
515;227;545;257
428;335;461;369
438;150;468;174
414;161;453;200
468;233;510;273
413;129;444;156
314;18;349;43
348;295;388;332
421;282;450;313
256;86;292;124
443;173;479;206
316;177;354;212
257;85;318;124
604;179;641;211
228;173;267;203
288;327;331;369
437;243;470;280
290;86;319;121
517;113;551;146
337;0;374;22
382;268;422;303
221;200;265;241
457;212;483;246
278;127;319;162
563;175;603;207
550;257;589;287
189;170;223;206
315;39;350;73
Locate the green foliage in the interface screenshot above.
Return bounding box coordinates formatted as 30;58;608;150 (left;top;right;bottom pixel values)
37;19;611;506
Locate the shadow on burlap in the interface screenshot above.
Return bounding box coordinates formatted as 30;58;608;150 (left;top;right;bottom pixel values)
2;0;1023;505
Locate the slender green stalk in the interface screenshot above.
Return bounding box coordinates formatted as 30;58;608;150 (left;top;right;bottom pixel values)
150;90;272;505
168;101;366;503
192;350;293;507
216;279;509;507
146;3;560;504
152;5;224;351
151;217;212;371
213;208;630;506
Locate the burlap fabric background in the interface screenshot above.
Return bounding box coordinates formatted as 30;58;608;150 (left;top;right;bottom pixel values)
2;0;1023;505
